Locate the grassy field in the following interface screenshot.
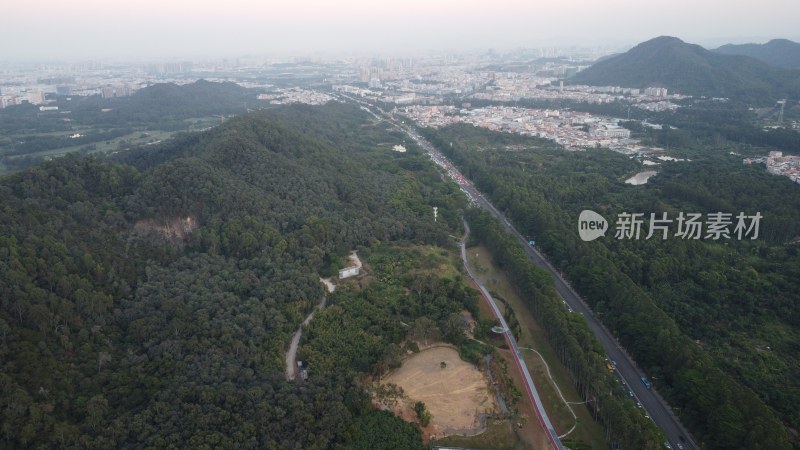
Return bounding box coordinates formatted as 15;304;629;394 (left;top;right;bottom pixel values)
432;418;527;450
466;244;610;450
2;129;175;158
0;116;224;174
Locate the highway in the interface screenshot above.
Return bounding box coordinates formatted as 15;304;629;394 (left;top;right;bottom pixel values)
383;110;696;450
334;94;698;449
417;129;695;450
493;210;698;450
461;222;563;450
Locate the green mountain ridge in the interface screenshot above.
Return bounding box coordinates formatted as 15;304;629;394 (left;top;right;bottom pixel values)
714;38;800;70
571;36;800;103
0;80;271;173
0;103;471;448
0;79;259;136
73;79;259;129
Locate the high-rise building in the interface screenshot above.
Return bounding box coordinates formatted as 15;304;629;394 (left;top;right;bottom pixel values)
101;85;132;99
26;90;46;105
359;67;371;83
644;87;668;97
1;96;22;108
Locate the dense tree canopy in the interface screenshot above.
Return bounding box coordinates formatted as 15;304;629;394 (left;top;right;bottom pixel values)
0;103;474;448
423;122;798;449
0;80;271;172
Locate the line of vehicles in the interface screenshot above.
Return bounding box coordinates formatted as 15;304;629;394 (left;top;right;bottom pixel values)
606;363;686;449
437;145;689;449
344;96;694;450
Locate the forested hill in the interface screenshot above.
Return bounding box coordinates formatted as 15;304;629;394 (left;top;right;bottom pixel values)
0;102;470;448
571;36;800;103
421;123;799;449
73;79;258;129
714;39;800;70
0;80;260;135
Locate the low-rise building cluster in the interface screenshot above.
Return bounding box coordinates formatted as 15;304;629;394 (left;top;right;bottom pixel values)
745;151;800;183
257;88;334;105
400;105;641;151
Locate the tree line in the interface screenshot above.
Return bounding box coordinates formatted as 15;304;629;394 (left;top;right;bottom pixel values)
0;103;474;448
422;122;796;449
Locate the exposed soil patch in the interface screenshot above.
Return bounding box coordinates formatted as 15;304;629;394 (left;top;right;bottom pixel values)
131;216;198;246
382;346;498;440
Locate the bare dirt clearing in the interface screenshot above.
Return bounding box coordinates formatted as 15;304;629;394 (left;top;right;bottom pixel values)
383;346;498;437
319;277;336;293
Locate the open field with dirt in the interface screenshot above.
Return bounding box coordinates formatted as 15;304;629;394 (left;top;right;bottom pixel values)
383;345;498;437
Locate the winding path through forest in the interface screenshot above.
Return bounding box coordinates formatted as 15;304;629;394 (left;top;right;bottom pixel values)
285;278;335;380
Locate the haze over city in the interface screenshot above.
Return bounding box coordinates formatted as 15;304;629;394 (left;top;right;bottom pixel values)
5;0;800;60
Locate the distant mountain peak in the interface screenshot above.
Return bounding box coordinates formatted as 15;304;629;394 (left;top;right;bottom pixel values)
571;36;800;103
713;38;800;70
647;35;684;44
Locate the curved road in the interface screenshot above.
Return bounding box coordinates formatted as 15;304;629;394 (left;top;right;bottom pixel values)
285;279;334;380
461;222;563;450
335;94;697;449
285;295;327;380
425;130;695;450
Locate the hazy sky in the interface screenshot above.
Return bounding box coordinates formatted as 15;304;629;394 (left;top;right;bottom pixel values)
5;0;800;60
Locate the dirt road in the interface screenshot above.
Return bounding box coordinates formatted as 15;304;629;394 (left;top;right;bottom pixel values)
285;278;335;380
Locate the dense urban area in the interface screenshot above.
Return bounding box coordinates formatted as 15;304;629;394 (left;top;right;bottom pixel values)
3;49;798;182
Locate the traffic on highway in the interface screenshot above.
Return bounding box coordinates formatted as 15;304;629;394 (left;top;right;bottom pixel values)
420;128;695;450
336;94;699;450
384;104;697;450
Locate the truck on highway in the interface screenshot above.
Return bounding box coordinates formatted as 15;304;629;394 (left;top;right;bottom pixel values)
641;376;651;389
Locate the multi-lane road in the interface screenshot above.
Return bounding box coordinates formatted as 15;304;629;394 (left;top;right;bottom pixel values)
367;103;699;450
501;221;698;450
333;93;698;449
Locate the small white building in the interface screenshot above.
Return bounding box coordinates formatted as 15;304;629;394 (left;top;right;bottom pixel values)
339;266;360;279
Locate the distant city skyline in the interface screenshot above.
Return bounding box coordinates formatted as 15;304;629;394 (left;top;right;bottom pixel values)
4;0;800;60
